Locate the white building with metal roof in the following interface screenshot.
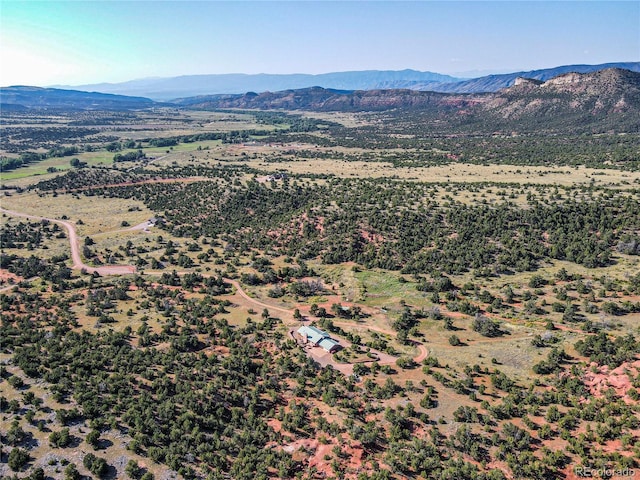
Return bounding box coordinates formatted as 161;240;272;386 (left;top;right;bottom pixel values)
297;325;341;353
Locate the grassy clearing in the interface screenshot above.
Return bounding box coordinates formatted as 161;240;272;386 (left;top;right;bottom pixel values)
1;192;152;236
300;111;375;128
0;141;228;184
418;314;564;385
1;105;288;184
183;110;280;131
139;139;223;155
1;243;70;262
0;155;112;181
314;263;363;302
242;154;640;188
354;269;431;309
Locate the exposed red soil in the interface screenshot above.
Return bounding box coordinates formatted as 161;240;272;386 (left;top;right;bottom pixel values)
582;360;640;403
360;229;384;245
298;212;325;236
273;436;369;479
0;270;21;283
440;310;468;320
266;418;283;434
204;345;230;357
599;438;634;455
0;270;24;292
254;341;279;355
559;468;582;480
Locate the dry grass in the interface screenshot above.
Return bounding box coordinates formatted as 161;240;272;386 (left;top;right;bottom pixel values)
139;146;640;191
299;111;377;128
229;153;640;188
0;215;72;260
1;192;152;237
3;109;639;479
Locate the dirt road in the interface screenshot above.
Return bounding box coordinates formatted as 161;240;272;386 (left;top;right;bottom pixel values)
49;176;209;194
224;278;294;316
1;208;136;276
2;207;426;362
333;320;428;363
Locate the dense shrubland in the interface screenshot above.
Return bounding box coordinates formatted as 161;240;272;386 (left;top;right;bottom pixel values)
1;268;638;478
46;170;640;275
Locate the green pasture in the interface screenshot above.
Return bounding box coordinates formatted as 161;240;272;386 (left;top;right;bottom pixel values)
1;154;110;182
354;269;432;309
0;140;224;182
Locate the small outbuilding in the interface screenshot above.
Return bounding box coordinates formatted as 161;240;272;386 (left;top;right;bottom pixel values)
148;216;164;227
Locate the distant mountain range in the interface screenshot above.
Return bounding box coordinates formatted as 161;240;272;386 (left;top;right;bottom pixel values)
0;86;155;111
57;70;461;101
174;68;640;134
55;62;639;100
2;66;639;134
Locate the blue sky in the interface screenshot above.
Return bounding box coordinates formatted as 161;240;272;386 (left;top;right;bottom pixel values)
1;1;638;86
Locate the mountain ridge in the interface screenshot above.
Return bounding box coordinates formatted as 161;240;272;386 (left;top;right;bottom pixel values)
50;62;640;100
3;68;639;134
0;86;155;110
56;70;461;101
471;68;640;132
410;62;640;93
175;68;640;134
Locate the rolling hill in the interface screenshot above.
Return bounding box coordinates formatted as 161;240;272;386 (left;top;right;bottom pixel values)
171;86;476;112
0;86;156;110
479;68;640;131
3;68;639;134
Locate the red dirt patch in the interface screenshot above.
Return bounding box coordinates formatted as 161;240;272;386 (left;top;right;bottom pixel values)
305;438;367;478
266;418;283;434
582;360;640;403
360;229;384;245
0;269;23;289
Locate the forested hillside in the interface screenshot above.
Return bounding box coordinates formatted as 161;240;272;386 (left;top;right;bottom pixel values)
176;69;640;134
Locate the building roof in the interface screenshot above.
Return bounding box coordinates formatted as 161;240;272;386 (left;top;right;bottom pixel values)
318;337;341;352
297;325;329;345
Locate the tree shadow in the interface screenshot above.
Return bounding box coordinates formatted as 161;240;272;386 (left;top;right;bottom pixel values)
95;438;114;450
444;324;465;332
68;434;84;449
103;464;119;480
20;431;39;449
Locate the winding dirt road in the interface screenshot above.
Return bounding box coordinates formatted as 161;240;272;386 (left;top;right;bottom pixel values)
224;278;294;316
1;207;426;362
1;208;136;275
332;320;429;363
